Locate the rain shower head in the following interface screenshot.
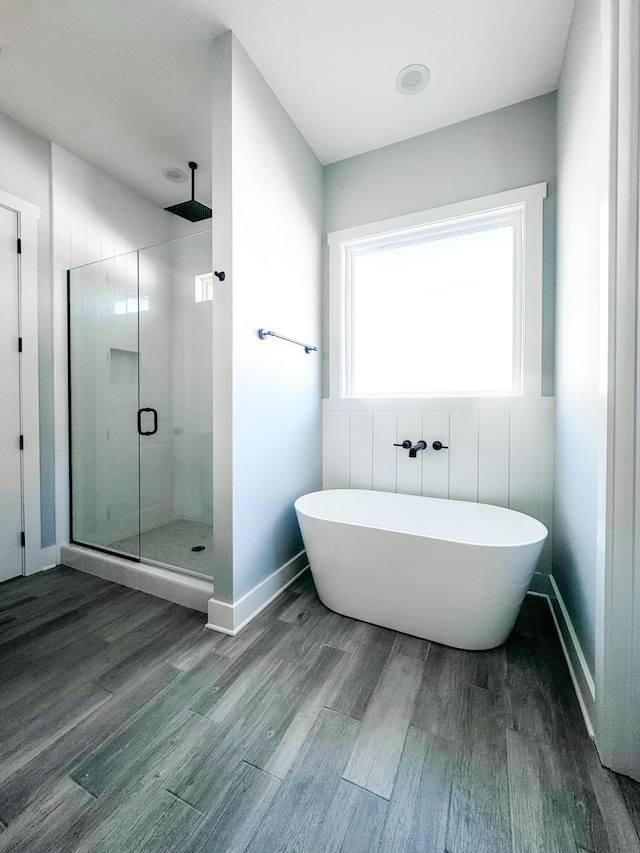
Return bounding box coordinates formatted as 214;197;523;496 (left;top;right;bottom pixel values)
165;162;212;222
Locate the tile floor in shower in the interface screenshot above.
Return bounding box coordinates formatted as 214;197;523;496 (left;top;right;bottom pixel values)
109;519;213;576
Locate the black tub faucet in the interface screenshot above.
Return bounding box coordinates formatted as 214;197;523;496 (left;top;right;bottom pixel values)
409;440;427;458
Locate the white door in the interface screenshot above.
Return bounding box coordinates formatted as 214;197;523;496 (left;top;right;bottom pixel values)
0;204;23;582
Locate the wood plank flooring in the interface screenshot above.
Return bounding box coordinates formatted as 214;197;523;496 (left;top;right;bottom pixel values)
0;566;639;852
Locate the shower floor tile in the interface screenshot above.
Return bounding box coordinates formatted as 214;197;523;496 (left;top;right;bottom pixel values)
109;519;213;576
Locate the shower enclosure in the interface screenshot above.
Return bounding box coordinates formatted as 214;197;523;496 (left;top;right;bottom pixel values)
68;231;213;581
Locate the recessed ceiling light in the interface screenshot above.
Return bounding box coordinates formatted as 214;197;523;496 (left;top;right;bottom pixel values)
396;64;430;95
163;167;188;183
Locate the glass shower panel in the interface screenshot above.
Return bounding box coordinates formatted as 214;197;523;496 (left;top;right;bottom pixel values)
69;251;141;557
137;232;213;577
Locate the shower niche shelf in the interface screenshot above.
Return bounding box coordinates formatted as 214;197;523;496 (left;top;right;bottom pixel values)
109;348;138;385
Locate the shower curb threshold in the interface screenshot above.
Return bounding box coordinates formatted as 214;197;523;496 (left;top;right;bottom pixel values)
59;544;212;614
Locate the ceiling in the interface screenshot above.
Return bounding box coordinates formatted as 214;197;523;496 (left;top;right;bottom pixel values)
0;0;575;208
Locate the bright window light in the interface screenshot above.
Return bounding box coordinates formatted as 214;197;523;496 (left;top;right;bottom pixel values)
349;224;517;396
195;272;213;303
329;183;546;400
114;296;149;315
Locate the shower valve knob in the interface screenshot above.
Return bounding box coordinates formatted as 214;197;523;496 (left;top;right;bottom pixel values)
214;271;225;281
432;441;449;451
394;440;412;449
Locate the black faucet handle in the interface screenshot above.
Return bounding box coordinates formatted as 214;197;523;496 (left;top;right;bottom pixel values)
394;439;412;449
432;441;449;451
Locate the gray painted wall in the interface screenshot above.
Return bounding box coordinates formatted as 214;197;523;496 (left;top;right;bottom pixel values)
231;35;323;601
0;111;55;547
211;34;324;603
553;0;603;676
323;93;558;398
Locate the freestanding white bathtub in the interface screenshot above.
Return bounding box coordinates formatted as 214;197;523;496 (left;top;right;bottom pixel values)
294;489;548;650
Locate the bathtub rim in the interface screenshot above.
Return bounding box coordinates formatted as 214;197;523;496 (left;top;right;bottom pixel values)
294;489;548;550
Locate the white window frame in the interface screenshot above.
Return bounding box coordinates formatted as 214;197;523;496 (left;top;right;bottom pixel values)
327;183;547;404
195;271;214;303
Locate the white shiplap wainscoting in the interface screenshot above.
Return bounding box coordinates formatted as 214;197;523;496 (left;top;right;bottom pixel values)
323;398;555;572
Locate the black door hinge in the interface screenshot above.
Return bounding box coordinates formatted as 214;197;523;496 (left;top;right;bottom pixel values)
17;238;21;254
18;337;22;353
20;532;25;547
19;435;24;450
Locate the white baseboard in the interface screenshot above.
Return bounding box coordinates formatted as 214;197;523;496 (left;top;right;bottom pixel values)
60;544;213;613
531;576;596;737
206;550;309;635
24;561;57;577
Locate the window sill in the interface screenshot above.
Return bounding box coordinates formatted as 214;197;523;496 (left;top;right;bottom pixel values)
324;396;555;412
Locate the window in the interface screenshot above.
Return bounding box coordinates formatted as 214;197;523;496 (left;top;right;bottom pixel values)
195;272;214;303
114;296;149;314
328;184;546;400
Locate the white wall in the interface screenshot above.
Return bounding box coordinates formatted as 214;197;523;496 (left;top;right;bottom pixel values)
167;240;214;528
553;0;603;675
0;111;55;548
211;33;323;604
210;33;234;602
324;403;555;573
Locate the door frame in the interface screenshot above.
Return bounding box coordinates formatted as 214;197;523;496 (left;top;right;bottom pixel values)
595;0;640;780
0;188;55;576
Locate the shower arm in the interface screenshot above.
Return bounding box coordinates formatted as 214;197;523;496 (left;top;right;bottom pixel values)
189;161;197;201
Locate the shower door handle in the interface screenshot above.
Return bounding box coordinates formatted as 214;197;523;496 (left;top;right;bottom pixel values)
137;407;158;436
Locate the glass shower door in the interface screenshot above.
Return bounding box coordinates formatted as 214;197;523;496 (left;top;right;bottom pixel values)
69;231;213;577
137;232;213;577
69;251;141;558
